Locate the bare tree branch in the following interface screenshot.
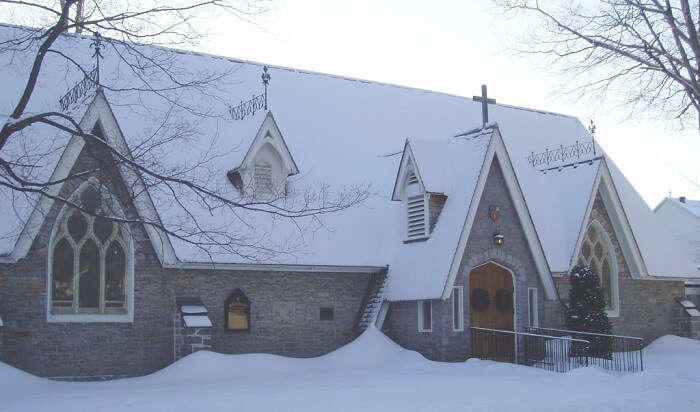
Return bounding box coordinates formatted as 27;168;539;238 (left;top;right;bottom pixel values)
0;0;372;262
498;0;700;129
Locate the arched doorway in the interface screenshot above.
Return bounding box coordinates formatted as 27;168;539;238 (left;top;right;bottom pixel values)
469;262;515;362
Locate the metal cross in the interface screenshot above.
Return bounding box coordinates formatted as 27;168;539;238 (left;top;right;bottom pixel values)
261;66;271;110
90;32;103;86
473;84;496;126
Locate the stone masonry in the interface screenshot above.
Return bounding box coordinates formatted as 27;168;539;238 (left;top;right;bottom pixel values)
174;311;212;360
382;158;547;361
0;144;375;378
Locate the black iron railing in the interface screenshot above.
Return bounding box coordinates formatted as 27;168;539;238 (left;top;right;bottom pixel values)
470;327;590;373
526;326;644;373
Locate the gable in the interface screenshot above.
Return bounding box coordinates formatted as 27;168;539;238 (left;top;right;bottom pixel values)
439;127;556;300
572;159;699;279
391;142;426;201
654;199;700;264
1;23;673;284
0;92;177;265
235;112;299;177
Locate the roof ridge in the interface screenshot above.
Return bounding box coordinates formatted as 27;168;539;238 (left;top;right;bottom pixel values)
0;22;579;121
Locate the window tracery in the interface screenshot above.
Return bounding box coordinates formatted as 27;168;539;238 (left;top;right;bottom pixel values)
50;184;130;315
577;221;618;313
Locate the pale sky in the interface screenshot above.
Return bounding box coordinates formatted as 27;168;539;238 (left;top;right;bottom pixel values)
194;0;700;208
3;0;699;207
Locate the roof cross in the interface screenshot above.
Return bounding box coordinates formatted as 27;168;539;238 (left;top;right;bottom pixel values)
473;84;496;127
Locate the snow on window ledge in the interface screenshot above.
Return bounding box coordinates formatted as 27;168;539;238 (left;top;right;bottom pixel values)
47;313;133;323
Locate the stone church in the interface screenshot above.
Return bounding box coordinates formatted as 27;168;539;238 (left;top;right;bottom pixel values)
0;24;697;379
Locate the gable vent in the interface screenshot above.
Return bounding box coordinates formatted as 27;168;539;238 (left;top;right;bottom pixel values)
254;162;273;194
407;194;427;239
407;172;419;185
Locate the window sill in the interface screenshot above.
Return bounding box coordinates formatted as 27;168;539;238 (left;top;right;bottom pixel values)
403;236;430;244
47;312;133;323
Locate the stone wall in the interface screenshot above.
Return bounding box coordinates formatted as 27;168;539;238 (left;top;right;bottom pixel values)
0;145;374;378
165;268;371;358
382;158;546;361
174;311;212;359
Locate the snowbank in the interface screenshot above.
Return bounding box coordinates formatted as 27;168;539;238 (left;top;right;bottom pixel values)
1;330;699;411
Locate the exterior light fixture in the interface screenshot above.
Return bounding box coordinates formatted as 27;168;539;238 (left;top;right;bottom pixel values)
493;233;504;246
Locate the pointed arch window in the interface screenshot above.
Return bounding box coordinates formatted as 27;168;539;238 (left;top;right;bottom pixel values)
577;221;619;316
50;183;131;315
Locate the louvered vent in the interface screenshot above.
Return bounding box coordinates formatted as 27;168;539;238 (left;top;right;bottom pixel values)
254;162;273;194
407;172;419;185
406;194;427;239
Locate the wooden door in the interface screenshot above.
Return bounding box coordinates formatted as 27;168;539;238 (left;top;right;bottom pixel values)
470;263;515;362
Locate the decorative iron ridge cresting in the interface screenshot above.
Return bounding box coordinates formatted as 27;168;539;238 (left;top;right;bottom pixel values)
59;67;98;112
526;139;597;170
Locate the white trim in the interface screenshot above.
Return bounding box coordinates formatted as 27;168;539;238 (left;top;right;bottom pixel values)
98;93;178;266
441;126;556;300
527;287;539;327
235;111;299;177
46;178;135;323
391;142;427;201
452;286;464;332
569;165;603;270
571;159;647;279
168;261;386;273
376;301;390;329
3;92;178;266
417;299;433;332
8;119;87;262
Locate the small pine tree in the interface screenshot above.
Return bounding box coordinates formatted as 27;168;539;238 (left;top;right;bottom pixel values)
565;265;613;358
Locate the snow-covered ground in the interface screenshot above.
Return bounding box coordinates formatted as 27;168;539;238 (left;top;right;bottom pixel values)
1;328;699;411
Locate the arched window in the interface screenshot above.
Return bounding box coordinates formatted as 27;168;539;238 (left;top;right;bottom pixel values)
577;221;619;314
50;183;131;315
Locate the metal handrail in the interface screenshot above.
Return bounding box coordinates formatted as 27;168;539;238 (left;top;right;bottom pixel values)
470;326;589;344
527;326;644;341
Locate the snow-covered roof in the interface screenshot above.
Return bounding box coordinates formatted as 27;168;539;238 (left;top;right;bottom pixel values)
664;197;700;219
388;134;490;299
0;24;696;302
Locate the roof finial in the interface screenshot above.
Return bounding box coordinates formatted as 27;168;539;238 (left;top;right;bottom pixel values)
90;32;103;87
262;66;271;110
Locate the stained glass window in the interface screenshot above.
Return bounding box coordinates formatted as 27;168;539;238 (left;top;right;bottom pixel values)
50;183;130;314
577;222;617;311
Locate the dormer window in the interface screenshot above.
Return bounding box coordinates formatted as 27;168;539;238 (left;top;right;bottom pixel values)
392;140;448;242
228;112;299;200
